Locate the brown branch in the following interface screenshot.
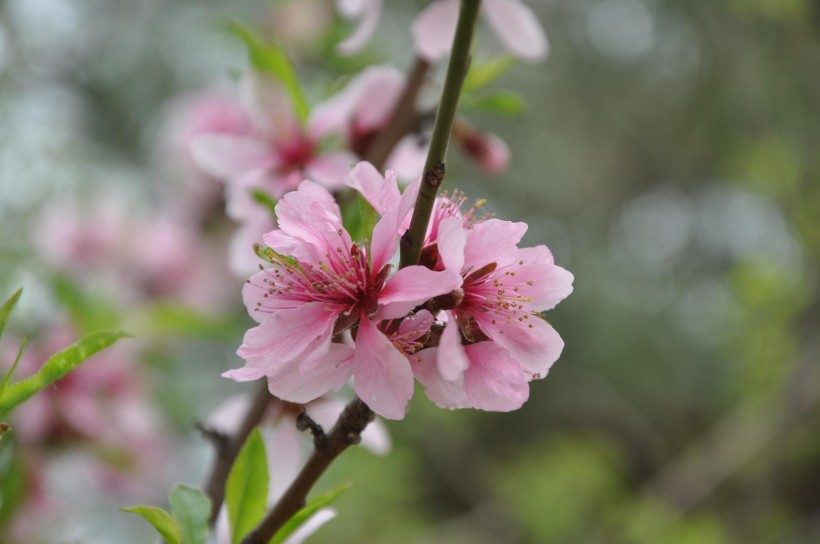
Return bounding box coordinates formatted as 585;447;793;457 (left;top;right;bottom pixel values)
240;397;374;544
201;380;272;523
364;57;431;171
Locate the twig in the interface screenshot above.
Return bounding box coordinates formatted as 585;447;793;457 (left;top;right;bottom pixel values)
201;381;272;523
400;0;481;268
240;398;374;544
239;2;483;542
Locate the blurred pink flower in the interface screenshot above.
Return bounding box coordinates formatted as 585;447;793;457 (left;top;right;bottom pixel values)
311;65;428;180
452;121;511;174
226;177;460;419
412;0;548;62
335;0;383;55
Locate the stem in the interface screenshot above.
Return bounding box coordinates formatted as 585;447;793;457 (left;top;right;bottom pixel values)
399;0;482;269
202;381;271;523
240;398;374;544
239;2;482;541
365;57;430;171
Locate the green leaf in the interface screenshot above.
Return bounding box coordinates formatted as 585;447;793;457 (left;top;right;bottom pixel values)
0;288;22;340
270;482;350;544
463;55;516;93
463;90;526;116
122;506;183;544
0;337;26;396
228;21;309;124
251;188;278;220
0;330;129;419
169;484;211;544
226;428;269;544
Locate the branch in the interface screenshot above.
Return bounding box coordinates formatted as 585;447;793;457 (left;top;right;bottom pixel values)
399;0;482;268
239;3;483;541
365;57;431;171
240;398;374;544
201;381;272;523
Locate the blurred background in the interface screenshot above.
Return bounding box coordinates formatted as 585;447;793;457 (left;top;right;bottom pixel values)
1;0;819;542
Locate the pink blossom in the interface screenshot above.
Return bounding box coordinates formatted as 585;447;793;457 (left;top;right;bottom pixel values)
190;72;356;211
311;65;428;180
412;0;548;63
347;166;573;412
226;177;461;419
335;0;383;55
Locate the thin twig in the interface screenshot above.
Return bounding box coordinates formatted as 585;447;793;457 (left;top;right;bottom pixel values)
239;2;483;541
202;381;272;523
240;398;374;544
400;0;481;268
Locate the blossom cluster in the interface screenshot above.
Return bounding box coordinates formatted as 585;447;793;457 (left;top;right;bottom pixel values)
225;162;573;420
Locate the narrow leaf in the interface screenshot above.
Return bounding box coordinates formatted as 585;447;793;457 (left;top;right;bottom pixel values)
0;330;129;419
0;288;22;340
0;337;26;396
169;484;211;544
270;483;350;544
226;428;269;544
463;90;526;116
122;506;183;544
463;55;516;93
228;22;309;124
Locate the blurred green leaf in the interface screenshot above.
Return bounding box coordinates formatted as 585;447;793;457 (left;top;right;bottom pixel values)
271;482;350;544
0;441;25;525
462;90;526;116
0;288;22;340
226;428;269;544
342;194;377;246
0;337;26;397
144;304;242;343
0;330;128;419
251;189;278;220
228;21;309;124
463;55;516;93
52;276;119;333
122;506;183;544
169;484;211;544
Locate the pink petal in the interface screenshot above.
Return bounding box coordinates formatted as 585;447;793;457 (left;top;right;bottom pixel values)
351;318;415;420
513;262;574;311
463;219;527;270
437;216;467;273
377;267;462;320
190;134;273;181
267;343;355;403
237;302;339;363
412;348;470;409
397;309;434;341
239;72;300;138
352;69;403;131
385;136;429;182
305;152;356;189
344;161;400;215
437;315;470;380
482;0;549;61
463;342;529;411
411;0;460;62
205;394;252;435
336;0;383;55
222;364;269;382
475;313;564;377
263;423;304;500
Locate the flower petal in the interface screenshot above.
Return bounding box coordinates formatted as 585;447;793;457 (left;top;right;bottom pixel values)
437;216;467;273
267;343;355;403
463;219;527;269
336;0;383;55
351;318;414;420
412;348;470;409
305;152;356;189
237;301;339;363
190;134;273;181
512;262;574;311
463;342;529;411
482;0;549;61
475;312;564;377
344;161;400;215
377;267;462;320
437;314;470;380
411;0;460;62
